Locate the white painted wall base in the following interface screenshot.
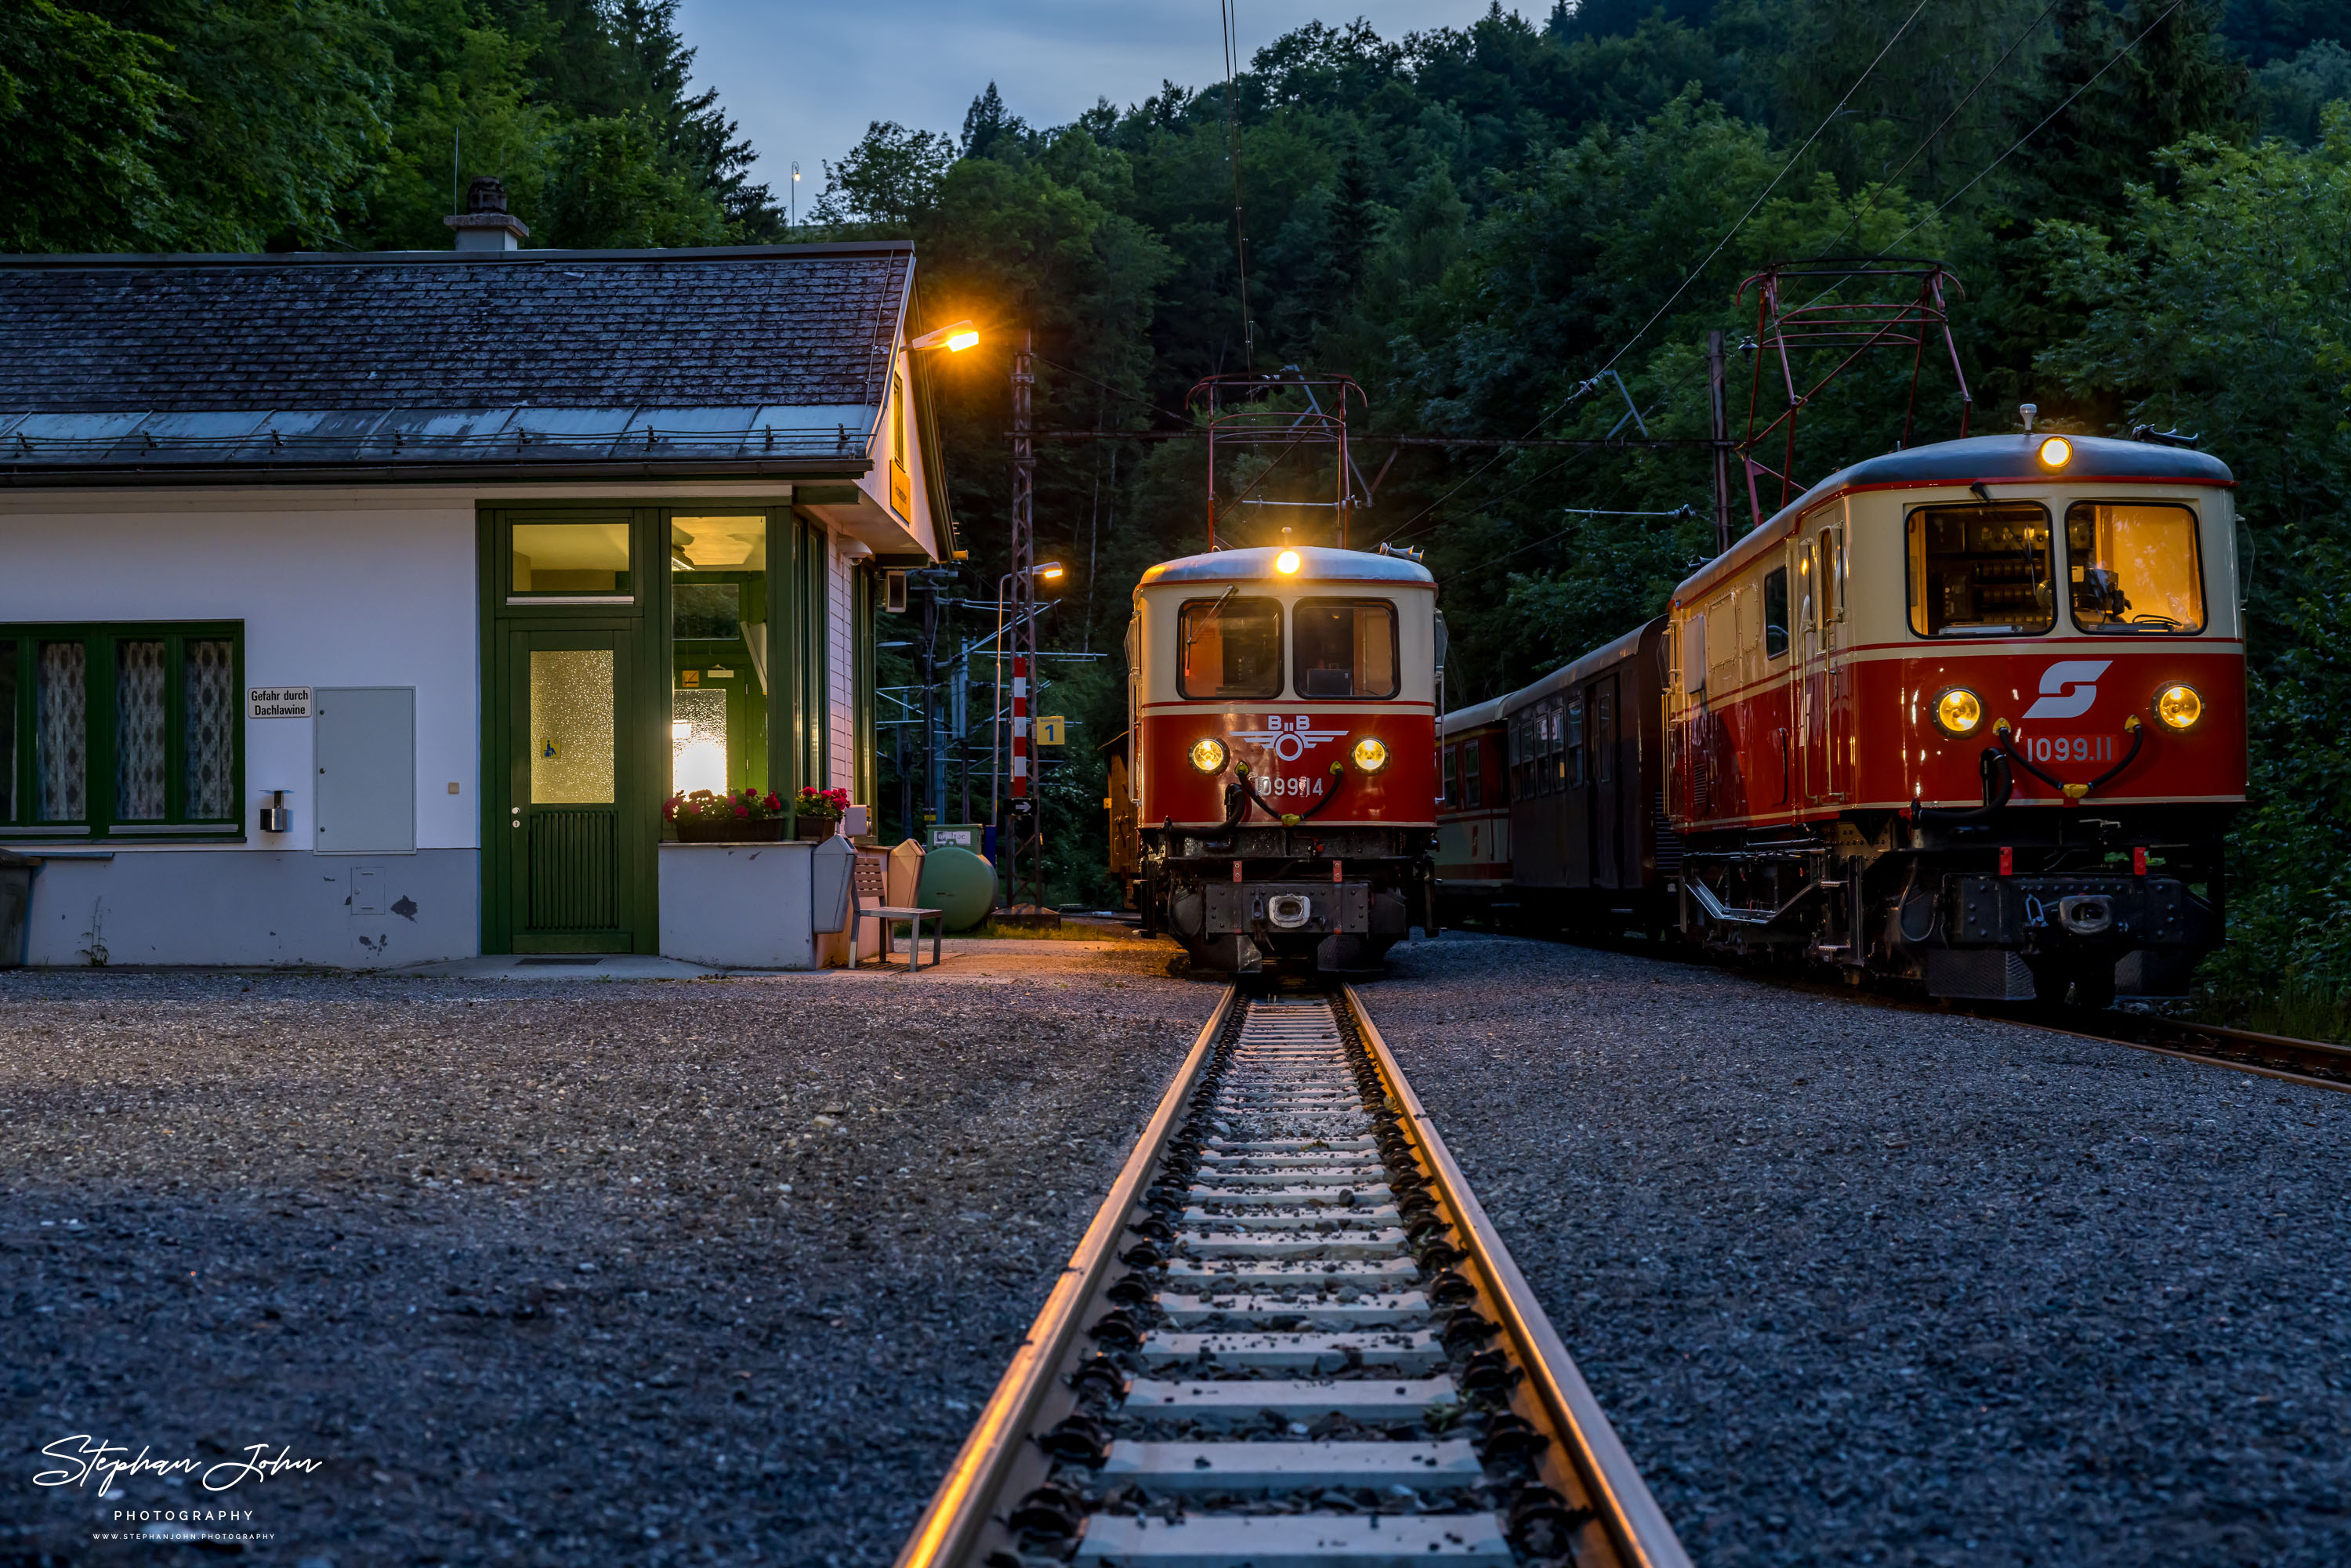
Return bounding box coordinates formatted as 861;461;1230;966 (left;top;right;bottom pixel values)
22;849;479;968
657;842;820;969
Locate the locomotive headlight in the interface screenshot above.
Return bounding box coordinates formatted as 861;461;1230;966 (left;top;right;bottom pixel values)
1188;737;1230;773
2038;435;2072;468
1933;686;1984;737
2154;683;2204;730
1350;737;1390;773
1275;549;1302;575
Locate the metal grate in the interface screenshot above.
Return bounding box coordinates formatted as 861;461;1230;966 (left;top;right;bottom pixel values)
526;809;616;930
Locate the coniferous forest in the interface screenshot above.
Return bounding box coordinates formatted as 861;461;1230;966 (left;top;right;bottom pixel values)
8;0;2351;1012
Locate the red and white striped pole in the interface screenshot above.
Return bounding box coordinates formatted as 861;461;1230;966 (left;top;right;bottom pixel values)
1010;654;1030;801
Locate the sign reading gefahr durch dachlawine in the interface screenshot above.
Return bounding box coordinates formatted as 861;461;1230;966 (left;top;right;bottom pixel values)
248;687;312;719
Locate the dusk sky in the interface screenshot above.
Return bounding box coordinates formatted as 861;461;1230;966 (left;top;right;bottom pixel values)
676;1;1512;212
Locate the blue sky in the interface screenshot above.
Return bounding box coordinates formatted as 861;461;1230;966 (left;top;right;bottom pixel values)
676;2;1513;212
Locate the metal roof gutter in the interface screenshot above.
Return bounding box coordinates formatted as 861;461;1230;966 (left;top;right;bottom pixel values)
0;241;918;271
0;456;873;489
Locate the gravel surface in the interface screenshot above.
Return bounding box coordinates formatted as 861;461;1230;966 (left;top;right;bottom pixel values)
0;940;1216;1566
1374;932;2351;1567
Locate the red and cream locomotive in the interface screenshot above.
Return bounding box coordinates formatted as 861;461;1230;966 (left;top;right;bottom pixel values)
1440;429;2244;1005
1112;544;1440;975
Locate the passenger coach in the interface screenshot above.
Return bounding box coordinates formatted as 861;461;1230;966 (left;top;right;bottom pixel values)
1114;545;1439;975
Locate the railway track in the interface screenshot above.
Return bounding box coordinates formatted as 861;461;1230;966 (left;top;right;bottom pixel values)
895;984;1689;1568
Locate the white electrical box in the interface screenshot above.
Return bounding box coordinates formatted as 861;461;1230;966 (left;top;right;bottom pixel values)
315;687;416;855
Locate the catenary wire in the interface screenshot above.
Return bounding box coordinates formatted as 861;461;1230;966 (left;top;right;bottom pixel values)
1371;0;1933;550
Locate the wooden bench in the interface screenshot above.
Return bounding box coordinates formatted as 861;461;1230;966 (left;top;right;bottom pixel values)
852;853;944;971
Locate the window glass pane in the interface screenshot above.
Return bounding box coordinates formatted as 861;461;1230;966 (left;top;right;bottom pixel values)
36;641;86;821
513;522;632;594
1595;680;1616;784
1463;741;1480;808
1179;596;1281;700
183;639;235;818
0;642;13;820
670;516;766;571
1907;503;2054;636
2065;502;2204;632
671;686;729;795
530;649;615;803
1763;567;1790;658
116;639;167;820
1441;743;1458;802
673;583;743;641
1293;599;1399;699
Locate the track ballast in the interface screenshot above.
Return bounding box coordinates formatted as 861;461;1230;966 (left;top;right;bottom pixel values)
897;985;1687;1568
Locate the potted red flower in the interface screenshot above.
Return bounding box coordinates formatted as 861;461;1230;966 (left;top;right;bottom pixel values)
793;785;850;840
664;787;786;843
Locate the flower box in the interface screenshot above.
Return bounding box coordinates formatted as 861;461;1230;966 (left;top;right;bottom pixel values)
678;817;784;844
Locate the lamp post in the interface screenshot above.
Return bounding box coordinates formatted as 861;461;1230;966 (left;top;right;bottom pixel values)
899;319;981;840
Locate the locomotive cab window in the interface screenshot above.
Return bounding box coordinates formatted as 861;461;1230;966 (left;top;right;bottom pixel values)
1292;599;1399;699
1906;502;2055;637
2064;502;2205;633
1179;595;1282;700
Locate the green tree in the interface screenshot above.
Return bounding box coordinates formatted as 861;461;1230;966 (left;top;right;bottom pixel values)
0;1;187;252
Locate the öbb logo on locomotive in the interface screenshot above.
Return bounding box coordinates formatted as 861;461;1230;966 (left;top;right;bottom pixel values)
2022;659;2112;721
1433;429;2245;1010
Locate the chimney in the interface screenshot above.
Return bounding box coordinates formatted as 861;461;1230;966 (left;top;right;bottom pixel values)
444;176;529;252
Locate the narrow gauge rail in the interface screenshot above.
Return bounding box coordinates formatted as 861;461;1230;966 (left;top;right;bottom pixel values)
895;987;1688;1568
2034;1009;2351;1093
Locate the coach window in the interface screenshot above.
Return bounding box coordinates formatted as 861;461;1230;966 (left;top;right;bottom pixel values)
1442;743;1459;804
2064;502;2204;633
1762;567;1791;658
1566;693;1586;788
1906;502;2056;637
1179;596;1282;700
1293;599;1399;699
1463;740;1482;807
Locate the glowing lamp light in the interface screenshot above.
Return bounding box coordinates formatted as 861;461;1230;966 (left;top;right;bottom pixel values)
1041;563;1065;580
946;329;980;353
2038;435;2072;468
2154;683;2203;730
1189;737;1230;773
1933;687;1983;737
1274;549;1302;575
1350;737;1390;773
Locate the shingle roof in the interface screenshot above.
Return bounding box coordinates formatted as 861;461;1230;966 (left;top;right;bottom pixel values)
0;244;911;412
0;244;916;478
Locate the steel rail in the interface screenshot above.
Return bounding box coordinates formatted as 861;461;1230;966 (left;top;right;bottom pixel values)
1344;986;1694;1568
892;984;1239;1568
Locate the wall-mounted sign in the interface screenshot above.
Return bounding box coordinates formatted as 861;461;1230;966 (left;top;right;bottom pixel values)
1036;715;1066;746
249;686;312;719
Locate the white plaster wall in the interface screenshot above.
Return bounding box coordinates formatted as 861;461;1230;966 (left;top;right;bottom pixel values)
0;491;480;851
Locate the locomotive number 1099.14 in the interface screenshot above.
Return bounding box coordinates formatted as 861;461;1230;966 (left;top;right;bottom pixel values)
2014;733;2120;764
1261;773;1328;798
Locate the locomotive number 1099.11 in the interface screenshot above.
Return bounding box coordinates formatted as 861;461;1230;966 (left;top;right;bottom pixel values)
2014;733;2120;764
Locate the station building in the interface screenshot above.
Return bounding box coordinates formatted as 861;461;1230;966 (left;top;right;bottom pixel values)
0;233;956;967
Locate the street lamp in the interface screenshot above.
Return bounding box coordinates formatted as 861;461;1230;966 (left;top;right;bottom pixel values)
907;319;980;353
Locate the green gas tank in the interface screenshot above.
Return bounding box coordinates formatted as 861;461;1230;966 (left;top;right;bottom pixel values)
917;846;998;932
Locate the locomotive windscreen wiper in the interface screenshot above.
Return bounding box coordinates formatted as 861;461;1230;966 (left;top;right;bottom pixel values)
1181;585;1237;651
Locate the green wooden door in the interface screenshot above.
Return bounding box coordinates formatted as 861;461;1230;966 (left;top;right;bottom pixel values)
507;627;638;952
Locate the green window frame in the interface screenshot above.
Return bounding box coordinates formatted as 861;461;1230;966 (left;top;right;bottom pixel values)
0;622;245;839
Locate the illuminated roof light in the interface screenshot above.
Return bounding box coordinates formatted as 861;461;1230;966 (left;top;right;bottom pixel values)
1274;549;1302;575
2038;435;2072;468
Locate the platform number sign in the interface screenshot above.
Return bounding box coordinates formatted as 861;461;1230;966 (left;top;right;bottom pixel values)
1036;715;1066;746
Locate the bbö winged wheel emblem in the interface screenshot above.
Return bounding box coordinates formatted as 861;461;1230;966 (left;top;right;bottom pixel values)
1233;715;1349;762
2023;659;2112;721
